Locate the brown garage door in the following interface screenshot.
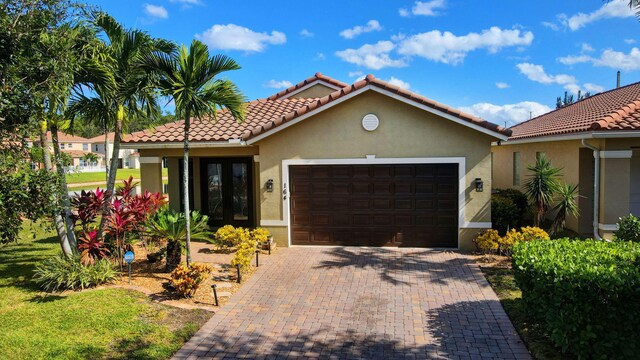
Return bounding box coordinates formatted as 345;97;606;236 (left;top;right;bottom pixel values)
289;164;458;247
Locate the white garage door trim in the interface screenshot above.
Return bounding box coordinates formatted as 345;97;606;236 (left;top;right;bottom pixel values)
281;156;467;248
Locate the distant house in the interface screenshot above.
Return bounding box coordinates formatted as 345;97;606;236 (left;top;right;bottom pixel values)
29;132;103;171
121;72;510;250
492;81;640;239
89;132;140;169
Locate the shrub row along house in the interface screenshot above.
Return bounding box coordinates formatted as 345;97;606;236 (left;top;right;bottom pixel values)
493;81;640;239
30;131;140;172
122;73;511;250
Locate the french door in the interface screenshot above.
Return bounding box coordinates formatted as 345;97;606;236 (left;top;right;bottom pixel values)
200;158;254;228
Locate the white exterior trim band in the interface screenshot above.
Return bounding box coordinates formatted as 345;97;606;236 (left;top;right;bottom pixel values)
461;222;492;229
277;80;343;100
260;220;287;227
599;150;633;159
280;156;467;249
494;131;640;146
139;157;162;164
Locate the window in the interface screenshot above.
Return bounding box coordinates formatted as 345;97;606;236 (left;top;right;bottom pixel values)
513;152;521;186
60;143;65;149
83;143;88;151
67;143;72;148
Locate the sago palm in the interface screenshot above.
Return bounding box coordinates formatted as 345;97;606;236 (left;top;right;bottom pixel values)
551;183;580;235
145;39;246;267
522;154;562;227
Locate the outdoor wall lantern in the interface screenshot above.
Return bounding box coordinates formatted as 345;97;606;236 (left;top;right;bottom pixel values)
266;179;274;192
475;178;484;192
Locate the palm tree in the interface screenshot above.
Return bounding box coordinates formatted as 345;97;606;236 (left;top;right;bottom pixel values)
145;40;246;267
522;154;562;227
551;183;580;235
82;152;98;166
69;13;175;235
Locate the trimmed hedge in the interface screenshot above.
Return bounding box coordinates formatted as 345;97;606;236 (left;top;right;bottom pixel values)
512;239;640;359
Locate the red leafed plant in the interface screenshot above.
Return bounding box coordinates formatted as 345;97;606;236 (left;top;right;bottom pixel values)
70;187;110;231
78;230;110;265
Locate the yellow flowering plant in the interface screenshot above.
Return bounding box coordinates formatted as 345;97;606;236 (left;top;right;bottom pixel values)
169;263;213;297
473;229;501;254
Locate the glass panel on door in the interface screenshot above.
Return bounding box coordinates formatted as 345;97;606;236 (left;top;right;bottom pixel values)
207;163;223;221
232;163;249;220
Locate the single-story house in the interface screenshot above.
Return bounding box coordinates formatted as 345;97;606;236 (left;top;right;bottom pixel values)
122;73;510;250
492;81;640;239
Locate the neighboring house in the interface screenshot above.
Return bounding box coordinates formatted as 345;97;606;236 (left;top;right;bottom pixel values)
29;131;103;171
89;132;140;169
492;81;640;239
122;73;510;250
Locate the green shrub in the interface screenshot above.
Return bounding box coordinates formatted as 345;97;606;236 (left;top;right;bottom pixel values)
614;214;640;242
512;239;640;359
491;189;529;235
33;253;117;292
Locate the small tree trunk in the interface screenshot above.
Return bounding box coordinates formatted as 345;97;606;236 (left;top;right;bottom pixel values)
183;110;192;268
50;125;77;251
165;240;181;272
39;124;73;257
104;125;110;183
98;109;123;238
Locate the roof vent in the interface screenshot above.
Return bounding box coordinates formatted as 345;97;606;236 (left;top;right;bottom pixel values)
362;114;379;131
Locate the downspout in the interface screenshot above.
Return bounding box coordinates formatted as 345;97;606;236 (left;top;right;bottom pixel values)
581;139;603;240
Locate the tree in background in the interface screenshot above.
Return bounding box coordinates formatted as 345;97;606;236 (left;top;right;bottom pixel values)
555;90;591;109
145;40;246;267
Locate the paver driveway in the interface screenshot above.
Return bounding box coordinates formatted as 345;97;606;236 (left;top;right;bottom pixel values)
175;247;530;359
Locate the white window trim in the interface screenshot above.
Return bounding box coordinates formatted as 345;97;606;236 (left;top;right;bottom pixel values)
599;150;633;159
278;156;467;249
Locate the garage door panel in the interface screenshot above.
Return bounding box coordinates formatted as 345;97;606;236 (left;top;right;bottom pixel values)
290;164;458;247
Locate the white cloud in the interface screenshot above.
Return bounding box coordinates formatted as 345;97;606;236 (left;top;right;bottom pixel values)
563;1;634;31
625;39;636;44
517;63;576;85
558;54;592;65
348;71;363;78
386;76;411;89
300;29;314;38
195;24;286;52
495;82;510;89
335;41;408;70
264;80;293;89
169;0;202;4
558;47;640;71
144;4;168;19
581;43;594;52
460;101;553;126
541;21;560;31
314;52;326;61
339;20;382;39
397;27;534;65
594;47;640;70
563;83;582;95
400;0;446;17
584;83;605;93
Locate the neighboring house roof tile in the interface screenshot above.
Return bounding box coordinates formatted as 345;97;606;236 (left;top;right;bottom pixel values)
63;150;102;158
266;72;349;100
45;131;91;143
508;81;640;140
122;73;511;145
88;132;116;143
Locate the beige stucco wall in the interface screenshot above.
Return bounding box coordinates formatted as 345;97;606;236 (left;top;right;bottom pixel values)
488;139;589;234
256;90;496;250
290;83;337;99
139;161;163;194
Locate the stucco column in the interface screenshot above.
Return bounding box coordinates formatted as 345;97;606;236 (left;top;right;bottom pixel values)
139;156;163;194
599;152;631;238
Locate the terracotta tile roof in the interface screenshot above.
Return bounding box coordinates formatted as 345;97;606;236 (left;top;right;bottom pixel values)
509;81;640;140
88;132;115;143
123;97;317;143
46;131;91;143
123;73;510;145
244;74;511;140
266;72;349;100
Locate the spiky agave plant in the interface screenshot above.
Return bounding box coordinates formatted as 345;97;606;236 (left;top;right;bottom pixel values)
551;183;580;235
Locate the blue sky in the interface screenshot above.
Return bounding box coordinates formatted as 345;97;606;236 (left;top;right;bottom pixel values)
88;0;639;127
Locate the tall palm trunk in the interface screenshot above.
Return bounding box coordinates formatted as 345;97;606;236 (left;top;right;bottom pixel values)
104;123;110;183
98;106;123;237
50;125;77;252
39;123;73;257
183;110;192;268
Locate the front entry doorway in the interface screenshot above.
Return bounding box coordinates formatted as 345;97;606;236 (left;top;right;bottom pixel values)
200;158;254;228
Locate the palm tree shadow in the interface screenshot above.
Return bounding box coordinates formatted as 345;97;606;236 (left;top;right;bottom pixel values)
314;247;485;286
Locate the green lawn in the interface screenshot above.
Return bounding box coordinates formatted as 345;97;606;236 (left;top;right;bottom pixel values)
480;260;569;360
0;223;210;360
66;168;168;184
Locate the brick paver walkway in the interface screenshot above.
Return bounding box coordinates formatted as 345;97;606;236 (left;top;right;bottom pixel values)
174;247;531;359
